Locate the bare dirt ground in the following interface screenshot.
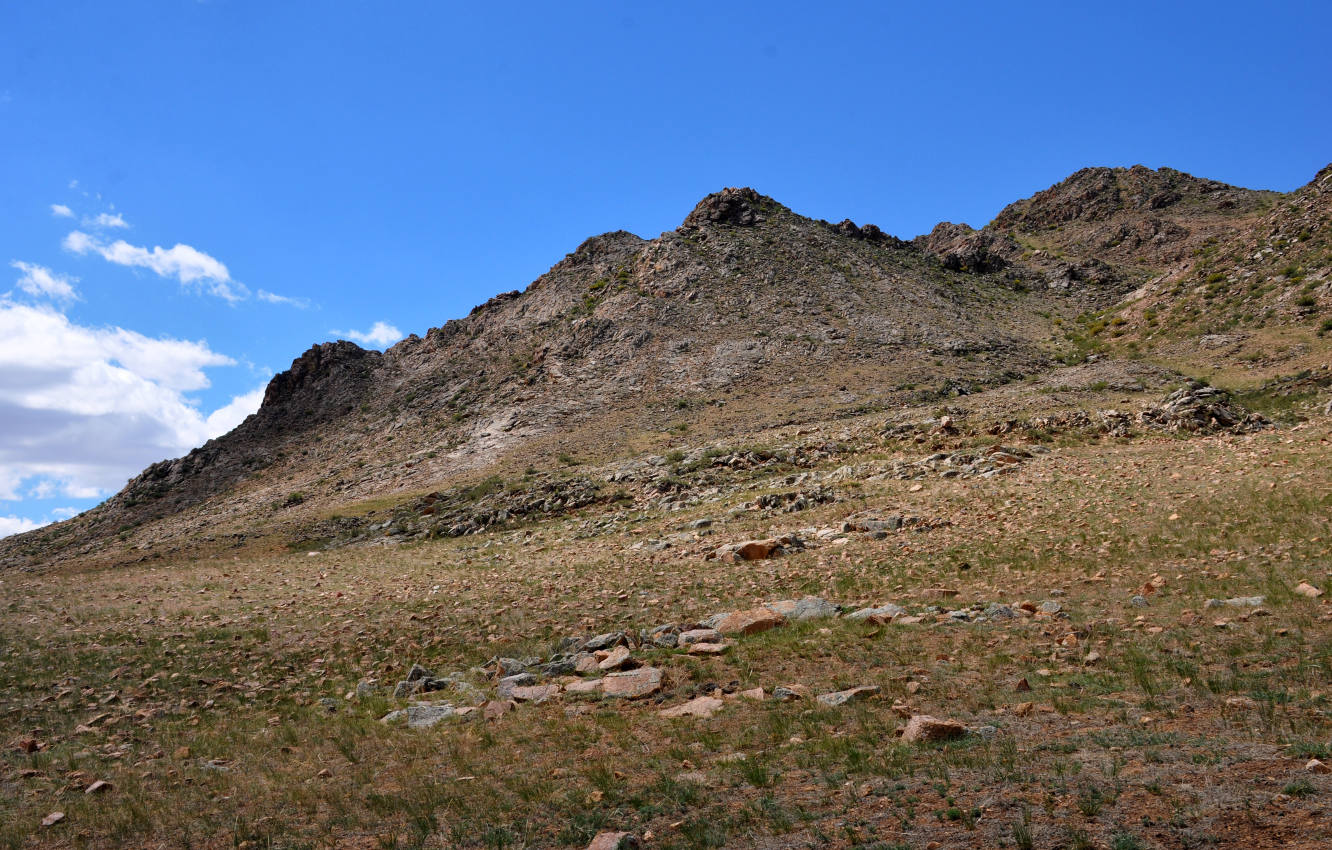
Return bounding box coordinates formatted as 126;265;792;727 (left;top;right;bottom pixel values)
3;388;1331;849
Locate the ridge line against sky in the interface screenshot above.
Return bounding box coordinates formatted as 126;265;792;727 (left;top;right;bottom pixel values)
2;0;1329;537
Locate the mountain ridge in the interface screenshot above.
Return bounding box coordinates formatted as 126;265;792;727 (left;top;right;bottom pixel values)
3;163;1328;570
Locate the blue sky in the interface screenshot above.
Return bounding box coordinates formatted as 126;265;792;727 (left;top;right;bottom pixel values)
1;1;1329;536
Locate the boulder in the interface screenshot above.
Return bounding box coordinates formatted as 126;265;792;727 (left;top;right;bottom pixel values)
602;667;663;699
597;646;635;671
901;715;967;743
765;597;839;620
846;603;906;621
816;686;880;707
586;833;640;850
714;608;785;636
509;684;561;703
659;696;725;719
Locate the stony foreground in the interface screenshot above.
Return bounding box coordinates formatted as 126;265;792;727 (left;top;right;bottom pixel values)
2;413;1331;849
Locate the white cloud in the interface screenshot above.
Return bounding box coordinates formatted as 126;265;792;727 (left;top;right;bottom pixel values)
11;261;78;302
204;386;265;439
87;212;129;229
0;515;45;539
0;299;249;501
63;230;248;302
51;507;80;519
51;204;74;219
257;289;311;309
334;321;402;348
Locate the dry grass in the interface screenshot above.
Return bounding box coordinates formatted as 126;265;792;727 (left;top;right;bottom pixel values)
3;416;1332;849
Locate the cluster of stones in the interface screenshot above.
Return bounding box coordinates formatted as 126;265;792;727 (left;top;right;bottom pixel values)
334;476;607;546
879;443;1047;481
373;593;1068;731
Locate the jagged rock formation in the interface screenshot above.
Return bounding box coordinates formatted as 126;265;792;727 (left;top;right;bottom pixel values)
3;164;1328;569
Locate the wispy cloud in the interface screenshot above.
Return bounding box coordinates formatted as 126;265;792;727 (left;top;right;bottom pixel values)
11;261;78;303
51;204;74;218
86;212;129;229
257;289;311;309
333;321;402;348
63;230;248;302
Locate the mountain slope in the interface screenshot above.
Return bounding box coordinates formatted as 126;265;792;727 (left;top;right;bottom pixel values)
3;167;1328;570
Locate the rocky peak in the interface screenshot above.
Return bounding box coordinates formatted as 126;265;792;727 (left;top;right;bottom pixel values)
563;230;646;267
681;187;769;229
989;165;1250;232
261;341;381;410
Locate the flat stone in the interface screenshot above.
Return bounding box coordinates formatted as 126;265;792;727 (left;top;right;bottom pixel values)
765;597;839;620
602;667;662;699
598;646;635;671
679;628;723;645
773;685;808;701
737;687;765;701
586;832;640;850
659;696;725;719
1306;758;1332;774
405;701;456;728
565;678;604;694
714;608;785;636
687;641;731;655
497;674;537;699
1205;596;1265;608
1295;582;1324;598
983;603;1016;620
712;539;781;562
583;632;626;652
1038;600;1063;614
901;714;967;743
574;654;601;674
509;684;561;703
816;686;880;707
482;699;515;720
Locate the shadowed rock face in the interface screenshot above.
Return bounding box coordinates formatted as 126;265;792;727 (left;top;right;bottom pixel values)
260;341;382;413
104;341;385;527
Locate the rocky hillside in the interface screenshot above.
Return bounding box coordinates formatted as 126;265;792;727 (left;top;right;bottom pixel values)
3;165;1328;570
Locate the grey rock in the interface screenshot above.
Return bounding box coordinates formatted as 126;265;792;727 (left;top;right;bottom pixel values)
495;656;541;677
1038;600;1063;614
318;697;340;713
406;663;435;682
972;724;999;740
582;632;627;652
1205;596;1266;608
405;701;457;728
699;613;727;629
846;603;906;621
773;686;804;702
539;657;578;677
679;628;722;646
766;596;840;621
983;603;1016;620
497;673;537;699
355;680;378;698
648;625;679;648
1130;595;1150;608
816;686;880;707
554;635;586;653
393;679;423;700
448;681;488;706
